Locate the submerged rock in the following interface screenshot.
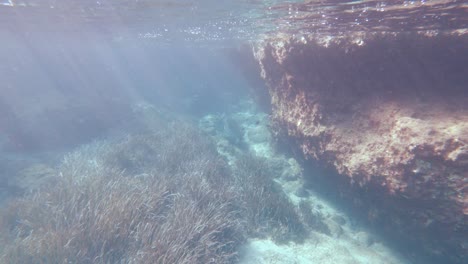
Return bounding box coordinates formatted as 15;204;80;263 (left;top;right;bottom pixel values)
253;31;468;263
354;231;375;248
332;215;347;226
324;218;344;238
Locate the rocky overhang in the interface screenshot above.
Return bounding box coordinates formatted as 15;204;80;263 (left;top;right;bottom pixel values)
253;30;468;263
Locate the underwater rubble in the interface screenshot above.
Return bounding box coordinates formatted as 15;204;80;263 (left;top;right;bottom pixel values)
200;101;409;264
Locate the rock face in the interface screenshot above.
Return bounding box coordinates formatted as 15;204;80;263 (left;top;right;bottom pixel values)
254;31;468;263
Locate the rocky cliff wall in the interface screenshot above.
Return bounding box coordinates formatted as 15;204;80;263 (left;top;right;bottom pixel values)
254;31;468;263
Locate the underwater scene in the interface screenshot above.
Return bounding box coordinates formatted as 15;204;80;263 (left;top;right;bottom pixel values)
0;1;467;263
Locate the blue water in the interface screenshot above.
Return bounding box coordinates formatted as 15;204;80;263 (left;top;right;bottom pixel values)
0;1;466;264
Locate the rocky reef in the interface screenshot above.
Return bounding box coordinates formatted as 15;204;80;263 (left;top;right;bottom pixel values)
253;31;468;263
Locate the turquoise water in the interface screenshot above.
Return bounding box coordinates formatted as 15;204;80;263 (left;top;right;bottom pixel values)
0;1;466;264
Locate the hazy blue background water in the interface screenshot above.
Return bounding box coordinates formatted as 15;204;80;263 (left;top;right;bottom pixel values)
0;0;293;153
2;0;464;152
1;32;252;150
